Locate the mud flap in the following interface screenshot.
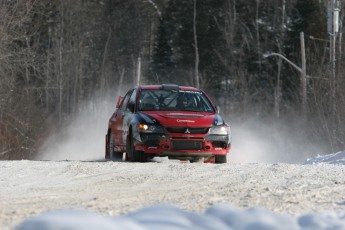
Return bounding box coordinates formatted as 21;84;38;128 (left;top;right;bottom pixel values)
105;134;110;159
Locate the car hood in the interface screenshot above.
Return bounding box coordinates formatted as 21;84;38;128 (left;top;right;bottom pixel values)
137;111;225;127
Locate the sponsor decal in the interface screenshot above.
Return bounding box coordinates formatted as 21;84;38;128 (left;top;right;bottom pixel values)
176;119;195;123
166;113;203;117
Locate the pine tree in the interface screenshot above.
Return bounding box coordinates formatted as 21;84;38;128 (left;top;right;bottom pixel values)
151;17;176;83
150;0;227;92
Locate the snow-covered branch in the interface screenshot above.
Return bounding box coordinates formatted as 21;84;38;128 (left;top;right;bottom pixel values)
144;0;161;19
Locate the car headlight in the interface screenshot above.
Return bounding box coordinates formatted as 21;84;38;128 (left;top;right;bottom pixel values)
209;125;230;135
138;124;165;133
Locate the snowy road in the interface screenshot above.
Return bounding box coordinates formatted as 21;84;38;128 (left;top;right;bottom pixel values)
1;160;345;229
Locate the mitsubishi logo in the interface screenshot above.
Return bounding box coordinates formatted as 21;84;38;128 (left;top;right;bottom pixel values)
185;128;191;134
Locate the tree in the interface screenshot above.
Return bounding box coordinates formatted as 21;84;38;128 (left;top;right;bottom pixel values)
150;0;227;93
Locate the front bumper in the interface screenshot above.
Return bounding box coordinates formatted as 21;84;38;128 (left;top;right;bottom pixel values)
133;132;231;158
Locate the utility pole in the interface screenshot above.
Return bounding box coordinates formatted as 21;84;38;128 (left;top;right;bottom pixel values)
328;0;340;116
193;0;200;88
136;56;141;86
300;32;307;116
264;32;307;118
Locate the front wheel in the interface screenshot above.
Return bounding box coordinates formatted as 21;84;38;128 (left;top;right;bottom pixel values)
109;133;124;160
127;133;146;162
215;155;227;164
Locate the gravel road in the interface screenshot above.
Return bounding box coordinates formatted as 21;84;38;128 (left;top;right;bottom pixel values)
1;160;345;229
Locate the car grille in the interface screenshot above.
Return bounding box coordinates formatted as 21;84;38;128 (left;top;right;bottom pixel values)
172;140;203;150
166;127;209;134
144;140;160;147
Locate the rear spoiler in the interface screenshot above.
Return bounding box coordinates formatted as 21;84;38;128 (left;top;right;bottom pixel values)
160;84;180;91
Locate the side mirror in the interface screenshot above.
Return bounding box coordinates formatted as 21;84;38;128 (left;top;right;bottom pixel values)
116;96;123;108
216;105;220;114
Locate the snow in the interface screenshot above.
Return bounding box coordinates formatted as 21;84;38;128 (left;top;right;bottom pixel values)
15;204;345;230
304;150;345;165
12;151;345;230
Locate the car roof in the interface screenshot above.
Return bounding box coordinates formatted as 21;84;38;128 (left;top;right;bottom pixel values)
139;84;200;91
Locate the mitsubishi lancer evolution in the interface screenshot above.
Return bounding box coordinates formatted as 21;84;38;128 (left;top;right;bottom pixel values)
105;84;231;163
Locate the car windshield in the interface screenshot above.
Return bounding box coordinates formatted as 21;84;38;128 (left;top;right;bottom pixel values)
138;89;215;112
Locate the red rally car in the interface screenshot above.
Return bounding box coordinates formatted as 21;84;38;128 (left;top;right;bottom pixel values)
105;84;231;163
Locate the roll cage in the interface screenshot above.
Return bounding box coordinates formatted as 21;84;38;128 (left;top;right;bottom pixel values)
137;89;215;112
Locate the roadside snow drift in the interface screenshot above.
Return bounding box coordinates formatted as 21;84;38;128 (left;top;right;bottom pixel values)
15;204;345;230
305;150;345;165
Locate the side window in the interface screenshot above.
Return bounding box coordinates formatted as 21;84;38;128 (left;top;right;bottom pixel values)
119;90;132;111
126;89;137;112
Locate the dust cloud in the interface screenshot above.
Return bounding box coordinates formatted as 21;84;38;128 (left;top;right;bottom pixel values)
227;117;326;164
36;95;118;161
36;90;325;163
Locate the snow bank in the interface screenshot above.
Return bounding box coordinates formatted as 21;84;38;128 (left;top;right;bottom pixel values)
15;204;345;230
304;150;345;165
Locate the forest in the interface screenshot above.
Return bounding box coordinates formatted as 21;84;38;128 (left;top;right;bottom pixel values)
0;0;344;160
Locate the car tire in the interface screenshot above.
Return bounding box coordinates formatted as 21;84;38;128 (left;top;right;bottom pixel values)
128;133;146;162
215;155;227;164
109;133;123;160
